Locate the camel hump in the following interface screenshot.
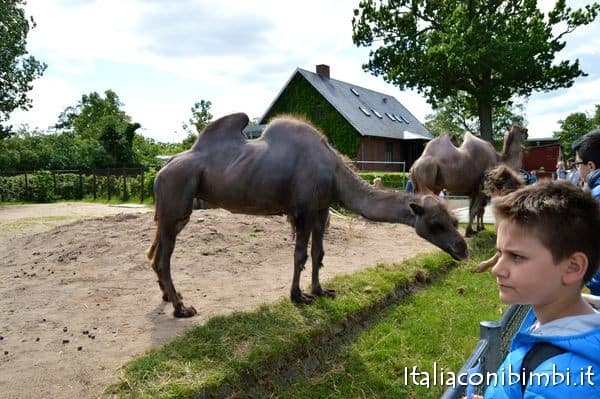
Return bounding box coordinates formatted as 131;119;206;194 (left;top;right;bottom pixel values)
192;113;249;149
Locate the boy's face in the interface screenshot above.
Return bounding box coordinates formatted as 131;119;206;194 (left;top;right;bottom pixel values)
491;220;566;306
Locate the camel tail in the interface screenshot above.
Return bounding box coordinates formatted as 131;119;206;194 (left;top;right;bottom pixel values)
147;236;157;261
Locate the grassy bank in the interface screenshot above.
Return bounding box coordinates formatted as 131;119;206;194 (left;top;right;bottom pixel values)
108;231;500;398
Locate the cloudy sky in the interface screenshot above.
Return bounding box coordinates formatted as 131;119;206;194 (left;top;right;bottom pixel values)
8;0;600;142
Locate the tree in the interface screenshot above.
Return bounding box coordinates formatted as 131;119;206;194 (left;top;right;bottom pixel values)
0;0;47;139
182;100;213;136
554;105;600;158
425;92;525;144
352;0;599;142
55;90;141;167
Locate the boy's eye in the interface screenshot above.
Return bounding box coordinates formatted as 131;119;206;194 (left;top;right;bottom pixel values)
512;254;525;262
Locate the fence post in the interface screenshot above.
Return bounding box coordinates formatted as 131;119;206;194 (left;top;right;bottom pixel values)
479;320;502;374
79;172;84;199
122;169;127;201
140;170;144;203
24;172;29;201
108;171;112;201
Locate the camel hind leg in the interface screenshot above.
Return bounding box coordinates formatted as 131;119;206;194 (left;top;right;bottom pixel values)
310;208;335;299
150;216;196;317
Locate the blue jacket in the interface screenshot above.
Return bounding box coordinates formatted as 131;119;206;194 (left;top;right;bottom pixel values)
587;168;600;201
586;168;600;295
484;310;600;398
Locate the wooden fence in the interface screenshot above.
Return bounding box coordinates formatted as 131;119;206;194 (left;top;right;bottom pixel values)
0;167;149;203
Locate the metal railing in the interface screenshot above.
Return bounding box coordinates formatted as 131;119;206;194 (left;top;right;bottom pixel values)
441;304;531;398
351;160;406;172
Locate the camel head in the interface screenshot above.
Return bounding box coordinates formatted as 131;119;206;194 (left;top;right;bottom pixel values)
507;124;528;145
409;195;469;261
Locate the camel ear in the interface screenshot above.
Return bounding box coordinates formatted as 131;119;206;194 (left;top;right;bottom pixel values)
409;202;425;215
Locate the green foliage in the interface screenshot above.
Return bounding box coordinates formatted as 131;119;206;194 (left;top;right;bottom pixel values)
0;0;47;136
30;171;54;202
425;93;526;142
0;170;153;203
352;0;600;142
359;172;408;189
263;74;360;158
182;99;213;136
53;90;141;168
554;104;600;158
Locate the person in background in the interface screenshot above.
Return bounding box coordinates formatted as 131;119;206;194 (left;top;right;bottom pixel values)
566;158;581;186
474;180;600;398
572;129;600;295
405;175;414;193
529;170;538;184
372;177;383;189
553;161;567;180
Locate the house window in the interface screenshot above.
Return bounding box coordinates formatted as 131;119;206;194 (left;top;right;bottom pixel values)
385;143;393;163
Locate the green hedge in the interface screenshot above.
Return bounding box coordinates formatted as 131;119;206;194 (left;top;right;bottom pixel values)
358;172;409;190
0;169;155;203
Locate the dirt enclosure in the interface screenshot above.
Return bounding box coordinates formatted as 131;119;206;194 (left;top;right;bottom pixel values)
0;203;437;399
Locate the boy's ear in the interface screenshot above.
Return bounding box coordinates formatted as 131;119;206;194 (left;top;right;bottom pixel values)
562;252;589;286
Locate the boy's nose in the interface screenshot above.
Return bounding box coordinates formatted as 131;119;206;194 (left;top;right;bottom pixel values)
491;256;507;277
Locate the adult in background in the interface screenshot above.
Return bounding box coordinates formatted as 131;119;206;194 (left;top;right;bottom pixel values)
573;129;600;295
573;129;600;199
553;161;567;180
566;158;581;186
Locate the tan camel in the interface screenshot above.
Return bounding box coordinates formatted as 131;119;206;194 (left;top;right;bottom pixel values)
147;113;469;317
410;125;528;236
473;165;525;272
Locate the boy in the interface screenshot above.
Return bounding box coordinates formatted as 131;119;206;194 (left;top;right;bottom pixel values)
479;180;600;398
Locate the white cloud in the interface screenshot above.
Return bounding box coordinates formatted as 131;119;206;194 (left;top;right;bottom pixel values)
8;0;600;143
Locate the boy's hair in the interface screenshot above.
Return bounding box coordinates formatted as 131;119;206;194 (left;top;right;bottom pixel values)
573;129;600;166
492;180;600;282
483;165;524;196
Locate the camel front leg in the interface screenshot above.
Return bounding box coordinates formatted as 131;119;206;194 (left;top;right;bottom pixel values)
290;214;313;304
311;208;335;299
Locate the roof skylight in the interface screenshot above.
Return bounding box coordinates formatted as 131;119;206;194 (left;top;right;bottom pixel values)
350;88;360;96
385;112;396;121
372;109;383;118
359;106;371;116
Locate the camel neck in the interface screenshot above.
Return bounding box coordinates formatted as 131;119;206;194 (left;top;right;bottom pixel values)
334;168;417;226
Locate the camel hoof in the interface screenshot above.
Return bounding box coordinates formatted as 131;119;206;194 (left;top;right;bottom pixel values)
291;292;314;305
465;229;475;237
174;305;197;318
312;287;336;299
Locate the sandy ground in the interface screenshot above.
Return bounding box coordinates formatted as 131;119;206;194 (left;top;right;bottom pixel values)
0;202;439;399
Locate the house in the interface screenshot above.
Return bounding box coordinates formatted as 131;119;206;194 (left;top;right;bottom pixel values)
259;64;433;172
522;137;562;179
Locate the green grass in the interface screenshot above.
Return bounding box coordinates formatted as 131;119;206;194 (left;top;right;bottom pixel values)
0;215;76;237
108;231;501;398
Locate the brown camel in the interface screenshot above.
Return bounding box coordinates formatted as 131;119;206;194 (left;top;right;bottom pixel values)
473;165;525;272
147;113;469;317
410;125;528;236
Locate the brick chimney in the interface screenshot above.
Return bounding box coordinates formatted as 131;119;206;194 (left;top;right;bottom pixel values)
316;64;330;79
